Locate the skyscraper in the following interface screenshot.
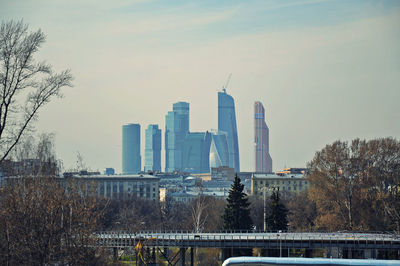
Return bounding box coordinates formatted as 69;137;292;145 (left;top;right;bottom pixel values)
122;123;141;174
218;90;240;172
254;101;272;173
173;102;189;134
182;131;212;173
165;102;189;172
209;130;229;168
144;124;161;172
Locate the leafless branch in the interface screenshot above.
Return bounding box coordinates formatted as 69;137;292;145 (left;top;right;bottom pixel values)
0;20;73;163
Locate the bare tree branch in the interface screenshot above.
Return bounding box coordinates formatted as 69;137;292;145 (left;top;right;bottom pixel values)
0;20;73;163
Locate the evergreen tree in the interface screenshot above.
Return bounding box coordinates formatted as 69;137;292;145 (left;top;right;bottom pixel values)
221;175;253;258
266;190;288;231
222;175;253;231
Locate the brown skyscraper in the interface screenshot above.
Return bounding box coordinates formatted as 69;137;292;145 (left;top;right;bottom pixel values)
254;101;272;173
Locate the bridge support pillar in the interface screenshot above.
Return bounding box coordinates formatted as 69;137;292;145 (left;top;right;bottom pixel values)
164;247;169;257
113;247;118;264
362;249;370;259
327;247;341;258
180;248;186;266
342;248;353;259
190;247;194;266
305;249;312;258
152;247;156;263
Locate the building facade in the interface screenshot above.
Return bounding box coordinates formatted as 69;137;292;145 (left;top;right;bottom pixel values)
211;166;235;181
182;132;212;173
144;124;162;172
70;174;159;200
209;130;229;168
168;190;197;204
165;102;189;172
218;90;240;172
254;101;273;173
251;173;309;198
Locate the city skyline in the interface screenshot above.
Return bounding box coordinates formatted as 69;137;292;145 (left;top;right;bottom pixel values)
1;0;399;173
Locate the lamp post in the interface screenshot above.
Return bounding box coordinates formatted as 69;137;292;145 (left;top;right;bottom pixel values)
263;185;267;232
263;185;277;232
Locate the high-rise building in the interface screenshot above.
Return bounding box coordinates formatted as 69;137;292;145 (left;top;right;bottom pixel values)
254;101;272;173
122;123;141;174
144;124;161;172
209;130;229;168
173;102;189;133
218;90;240;172
165;102;189;172
182;132;212;173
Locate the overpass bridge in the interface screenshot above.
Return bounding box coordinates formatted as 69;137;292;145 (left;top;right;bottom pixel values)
96;231;400;265
97;231;400;250
97;231;400;265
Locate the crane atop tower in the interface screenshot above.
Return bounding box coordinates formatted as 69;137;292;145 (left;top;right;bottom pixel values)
222;73;232;93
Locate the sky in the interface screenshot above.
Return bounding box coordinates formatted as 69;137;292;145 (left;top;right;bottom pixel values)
1;0;399;173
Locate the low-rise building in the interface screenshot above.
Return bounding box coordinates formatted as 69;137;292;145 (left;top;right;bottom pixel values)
251;173;309;198
169;190;197;203
68;173;159;201
276;168;308;175
211;166;234;181
104;168;115;175
192;172;212;181
0;159;59;177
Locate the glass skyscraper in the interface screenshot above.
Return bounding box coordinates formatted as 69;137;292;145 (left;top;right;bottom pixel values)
209;130;229;168
254;101;272;173
144;124;161;172
182;132;212;173
165;102;189;172
218;90;240;172
122;123;141;174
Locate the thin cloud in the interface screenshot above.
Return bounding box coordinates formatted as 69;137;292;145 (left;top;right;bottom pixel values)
262;0;334;11
100;6;239;36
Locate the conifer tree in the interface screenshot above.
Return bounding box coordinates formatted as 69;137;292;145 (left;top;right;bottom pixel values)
266;190;288;231
222;175;253;231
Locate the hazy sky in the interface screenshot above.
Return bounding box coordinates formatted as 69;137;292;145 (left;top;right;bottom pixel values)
1;0;399;173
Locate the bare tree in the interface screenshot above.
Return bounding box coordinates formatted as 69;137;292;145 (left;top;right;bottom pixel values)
3;133;60;176
0;20;73;163
190;195;208;233
0;177;106;265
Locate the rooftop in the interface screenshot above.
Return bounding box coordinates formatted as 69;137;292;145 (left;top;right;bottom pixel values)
253;173;305;179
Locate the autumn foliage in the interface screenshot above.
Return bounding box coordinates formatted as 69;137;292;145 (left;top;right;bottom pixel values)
306;137;400;232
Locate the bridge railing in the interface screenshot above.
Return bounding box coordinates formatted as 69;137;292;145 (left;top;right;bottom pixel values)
93;230;400;250
95;230;398;236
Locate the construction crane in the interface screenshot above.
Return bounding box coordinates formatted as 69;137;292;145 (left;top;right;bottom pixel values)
222;73;232;93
